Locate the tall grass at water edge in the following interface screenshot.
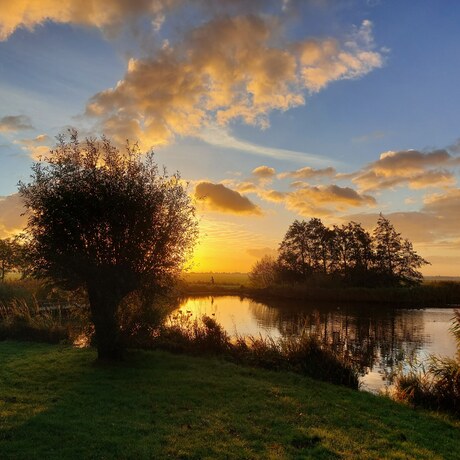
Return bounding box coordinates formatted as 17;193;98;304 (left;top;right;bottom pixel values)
148;311;359;388
0;298;71;343
393;309;460;415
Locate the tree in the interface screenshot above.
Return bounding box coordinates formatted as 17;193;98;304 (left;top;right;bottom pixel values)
373;214;428;286
278;220;313;281
278;218;333;282
0;238;22;282
19;131;198;360
249;255;279;288
333;222;374;284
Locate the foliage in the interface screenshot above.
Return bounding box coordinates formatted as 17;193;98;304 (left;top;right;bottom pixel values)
18;130;198;360
0;237;26;282
248;255;279;288
373;214;429;286
273;214;429;287
2;342;460;459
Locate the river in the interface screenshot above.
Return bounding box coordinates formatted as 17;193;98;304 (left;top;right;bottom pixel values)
174;295;458;393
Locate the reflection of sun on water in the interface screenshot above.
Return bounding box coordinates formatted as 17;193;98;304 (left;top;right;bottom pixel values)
175;297;458;393
174;296;280;338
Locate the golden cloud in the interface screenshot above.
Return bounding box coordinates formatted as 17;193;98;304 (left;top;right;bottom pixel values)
278;166;336;180
17;134;51;160
194;181;262;215
353;149;460;191
85;16;383;147
0;194;27;238
252;165;276;179
346;187;460;244
283;184;376;217
0;0;182;40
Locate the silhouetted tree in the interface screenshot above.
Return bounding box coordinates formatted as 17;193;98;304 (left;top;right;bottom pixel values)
19;131;198;360
249;255;279;288
372;214;428;286
0;238;22;282
272;214;428;287
278;220;311;281
333;222;374;285
278;218;335;282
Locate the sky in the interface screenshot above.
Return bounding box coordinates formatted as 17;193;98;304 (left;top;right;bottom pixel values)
0;0;460;275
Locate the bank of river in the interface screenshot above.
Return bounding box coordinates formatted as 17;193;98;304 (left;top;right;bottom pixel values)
174;295;458;392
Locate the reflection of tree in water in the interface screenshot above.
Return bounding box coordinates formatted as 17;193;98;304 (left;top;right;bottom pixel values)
248;299;425;378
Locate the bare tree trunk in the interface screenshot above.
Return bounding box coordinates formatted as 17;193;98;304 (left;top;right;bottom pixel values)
87;284;124;362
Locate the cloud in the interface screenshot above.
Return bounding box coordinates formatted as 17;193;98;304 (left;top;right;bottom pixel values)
235;181;258;193
297;20;383;92
0;0;183;40
0;194;27;238
0;115;33;133
353;149;460;191
278;166;336;180
259;189;287;203
86;15;383;148
199;125;333;165
252;165;276;179
282;184;376;217
16;134;51;160
255;182;375;217
346;187;460;244
194;181;262;215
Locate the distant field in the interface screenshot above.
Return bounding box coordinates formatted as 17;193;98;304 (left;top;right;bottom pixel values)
424;276;460;282
181;272;250;286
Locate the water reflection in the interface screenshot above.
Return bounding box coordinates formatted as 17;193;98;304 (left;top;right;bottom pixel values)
175;296;457;392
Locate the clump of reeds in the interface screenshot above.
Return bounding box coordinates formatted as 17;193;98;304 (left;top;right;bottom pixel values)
393;310;460;416
0;298;70;343
151;310;231;355
146;311;359;388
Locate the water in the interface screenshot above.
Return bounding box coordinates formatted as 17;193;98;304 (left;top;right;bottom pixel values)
174;295;458;392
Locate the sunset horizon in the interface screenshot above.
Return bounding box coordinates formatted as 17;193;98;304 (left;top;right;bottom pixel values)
1;1;460;276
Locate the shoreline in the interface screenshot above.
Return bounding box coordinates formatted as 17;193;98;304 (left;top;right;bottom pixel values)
179;283;460;308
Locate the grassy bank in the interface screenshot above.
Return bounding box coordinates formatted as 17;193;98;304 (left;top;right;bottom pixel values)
1;341;459;459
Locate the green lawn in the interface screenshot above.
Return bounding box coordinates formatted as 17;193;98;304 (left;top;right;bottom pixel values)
0;342;459;459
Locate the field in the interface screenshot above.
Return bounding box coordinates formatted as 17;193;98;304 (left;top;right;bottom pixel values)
181;272;250;286
1;341;460;459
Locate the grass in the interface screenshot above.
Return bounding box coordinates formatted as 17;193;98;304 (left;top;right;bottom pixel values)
1;341;460;459
150;314;359;388
181;272;250;286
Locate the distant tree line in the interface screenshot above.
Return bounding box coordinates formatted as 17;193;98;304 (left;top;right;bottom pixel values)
250;215;429;288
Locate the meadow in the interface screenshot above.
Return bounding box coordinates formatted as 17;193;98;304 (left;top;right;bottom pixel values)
1;341;460;459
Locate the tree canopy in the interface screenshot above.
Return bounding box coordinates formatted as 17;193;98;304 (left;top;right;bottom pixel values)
252;215;429;288
19;131;198;360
